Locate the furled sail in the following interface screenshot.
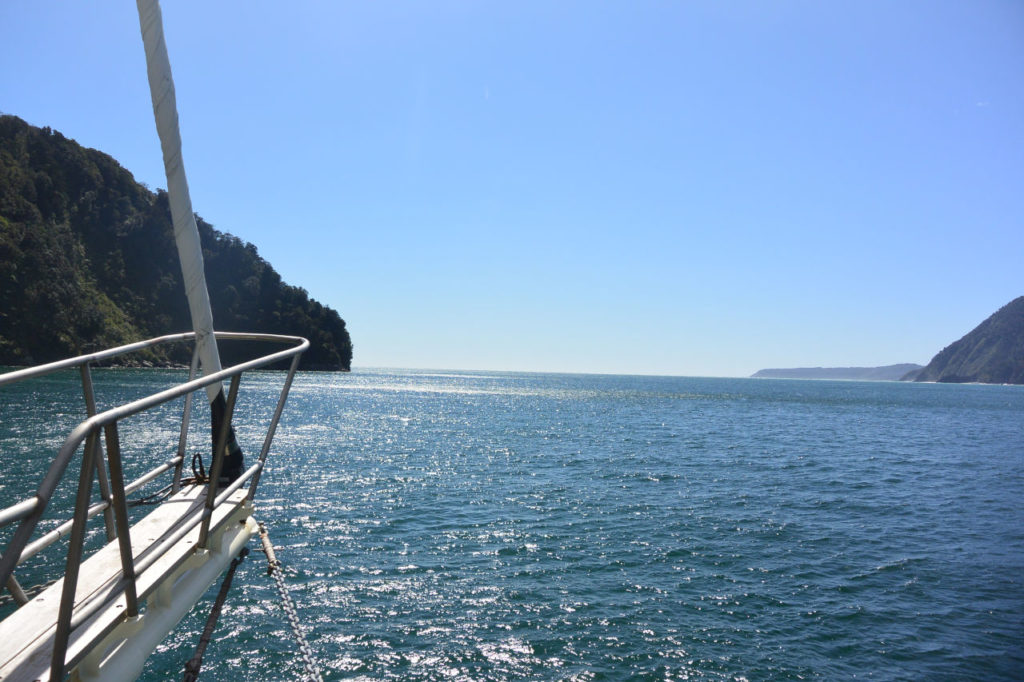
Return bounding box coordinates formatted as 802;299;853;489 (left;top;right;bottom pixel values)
137;0;243;482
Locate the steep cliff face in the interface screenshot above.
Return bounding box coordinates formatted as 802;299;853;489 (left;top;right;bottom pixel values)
909;297;1024;384
0;115;352;369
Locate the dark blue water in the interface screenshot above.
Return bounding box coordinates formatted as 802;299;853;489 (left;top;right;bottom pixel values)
3;369;1023;680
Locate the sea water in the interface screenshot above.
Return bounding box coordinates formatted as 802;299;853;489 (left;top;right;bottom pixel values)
2;369;1022;680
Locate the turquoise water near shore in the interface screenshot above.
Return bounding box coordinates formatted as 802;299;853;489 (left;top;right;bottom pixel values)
3;369;1023;679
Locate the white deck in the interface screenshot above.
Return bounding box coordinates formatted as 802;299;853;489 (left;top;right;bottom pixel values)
0;485;253;682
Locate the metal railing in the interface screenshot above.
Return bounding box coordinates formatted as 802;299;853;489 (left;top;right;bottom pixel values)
0;331;308;680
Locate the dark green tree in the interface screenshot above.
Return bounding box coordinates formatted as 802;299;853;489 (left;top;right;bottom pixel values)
0;115;352;370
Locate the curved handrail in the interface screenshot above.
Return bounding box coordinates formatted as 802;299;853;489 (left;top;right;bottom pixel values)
0;332;195;387
0;332;308;602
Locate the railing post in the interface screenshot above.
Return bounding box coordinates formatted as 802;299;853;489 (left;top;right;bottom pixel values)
80;363;117;542
248;353;302;500
50;428;100;682
5;574;29;606
103;423;139;618
198;374;241;549
173;345;202;493
0;332;307;671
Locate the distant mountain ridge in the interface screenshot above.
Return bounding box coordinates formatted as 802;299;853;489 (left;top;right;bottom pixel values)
0;115;352;369
905;296;1024;384
751;364;922;381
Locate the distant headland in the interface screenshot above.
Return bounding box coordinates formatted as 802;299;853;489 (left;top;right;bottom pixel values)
752;296;1024;385
904;296;1024;384
751;365;922;381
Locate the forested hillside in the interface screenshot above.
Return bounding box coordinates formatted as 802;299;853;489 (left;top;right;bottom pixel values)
0;115;352;369
907;296;1024;384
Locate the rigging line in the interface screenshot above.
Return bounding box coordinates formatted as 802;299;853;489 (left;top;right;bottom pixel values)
182;547;249;682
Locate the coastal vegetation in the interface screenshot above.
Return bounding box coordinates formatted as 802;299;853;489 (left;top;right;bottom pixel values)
0;115;352;370
906;296;1024;384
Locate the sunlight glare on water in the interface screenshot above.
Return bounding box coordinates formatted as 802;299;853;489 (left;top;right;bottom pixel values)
3;368;1022;680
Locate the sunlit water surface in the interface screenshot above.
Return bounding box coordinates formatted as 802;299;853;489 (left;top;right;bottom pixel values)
2;369;1022;680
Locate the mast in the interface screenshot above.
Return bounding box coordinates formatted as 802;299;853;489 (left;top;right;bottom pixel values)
136;0;243;482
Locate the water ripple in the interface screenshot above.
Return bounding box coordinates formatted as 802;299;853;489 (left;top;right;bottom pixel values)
3;369;1022;680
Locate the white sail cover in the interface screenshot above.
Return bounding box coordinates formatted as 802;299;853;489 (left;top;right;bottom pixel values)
137;0;222;402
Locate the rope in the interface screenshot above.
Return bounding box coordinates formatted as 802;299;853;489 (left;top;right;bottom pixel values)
191;451;208;482
258;522;324;682
182;547;249;682
127;481;176;507
128;474;207;507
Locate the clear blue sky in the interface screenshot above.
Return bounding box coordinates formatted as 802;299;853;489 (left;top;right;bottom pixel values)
2;1;1022;376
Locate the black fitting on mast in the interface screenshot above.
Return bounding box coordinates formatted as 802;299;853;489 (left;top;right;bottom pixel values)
211;391;244;484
